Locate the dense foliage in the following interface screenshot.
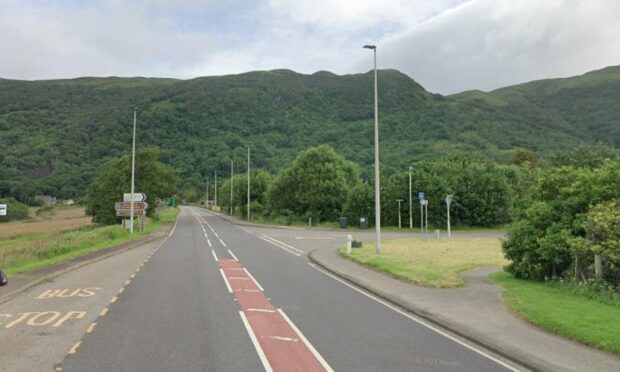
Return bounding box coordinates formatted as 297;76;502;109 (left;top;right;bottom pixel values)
0;197;29;222
85;148;177;224
2;66;619;203
503;159;620;285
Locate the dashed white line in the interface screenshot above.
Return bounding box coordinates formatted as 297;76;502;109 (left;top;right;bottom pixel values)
211;249;219;262
219;238;227;247
219;269;233;293
243;268;265;291
68;341;81;354
239;311;273;372
227;249;239;261
278;309;334;372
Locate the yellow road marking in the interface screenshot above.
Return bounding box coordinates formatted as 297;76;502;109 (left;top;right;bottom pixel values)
100;308;108;316
68;341;81;354
110;296;118;303
86;322;97;333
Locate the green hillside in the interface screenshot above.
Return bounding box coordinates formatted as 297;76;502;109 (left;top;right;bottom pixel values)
0;67;618;200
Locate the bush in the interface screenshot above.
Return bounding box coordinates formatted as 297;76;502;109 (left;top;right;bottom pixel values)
0;197;30;222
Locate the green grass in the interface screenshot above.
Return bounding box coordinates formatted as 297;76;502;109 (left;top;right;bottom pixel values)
340;238;507;287
0;207;179;276
491;272;620;355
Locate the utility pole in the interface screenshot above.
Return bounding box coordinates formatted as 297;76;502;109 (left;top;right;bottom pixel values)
247;147;250;221
396;199;403;229
408;166;413;229
230;159;234;215
130;107;137;234
364;44;381;255
206;176;210;208
424;200;428;233
214;171;218;207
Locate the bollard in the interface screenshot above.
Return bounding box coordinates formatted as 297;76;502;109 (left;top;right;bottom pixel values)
435;230;440;239
347;234;352;254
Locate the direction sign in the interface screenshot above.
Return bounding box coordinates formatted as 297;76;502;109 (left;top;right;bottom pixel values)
124;193;147;202
0;204;6;216
116;208;146;217
115;202;148;210
418;192;425;200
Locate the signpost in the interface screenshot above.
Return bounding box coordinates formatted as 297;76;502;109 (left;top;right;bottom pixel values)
123;193;147;202
418;193;425;233
116;202;148;210
0;204;6;216
396;199;403;229
445;195;453;238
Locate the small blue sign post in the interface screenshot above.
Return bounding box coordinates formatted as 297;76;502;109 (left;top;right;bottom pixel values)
418;192;425;200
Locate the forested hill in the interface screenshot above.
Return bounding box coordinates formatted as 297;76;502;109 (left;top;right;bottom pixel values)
1;66;619;199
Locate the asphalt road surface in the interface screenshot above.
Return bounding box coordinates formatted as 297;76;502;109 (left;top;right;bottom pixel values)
49;206;519;371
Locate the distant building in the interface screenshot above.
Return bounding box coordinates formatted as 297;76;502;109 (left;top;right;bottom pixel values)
35;195;57;206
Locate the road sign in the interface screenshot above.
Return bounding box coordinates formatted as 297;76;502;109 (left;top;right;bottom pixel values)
124;193;146;202
0;204;6;216
418;192;425;200
116;208;146;217
115;202;148;210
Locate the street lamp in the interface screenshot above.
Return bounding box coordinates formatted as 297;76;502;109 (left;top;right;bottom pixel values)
230;159;234;215
424;199;429;233
364;44;381;255
247;147;251;221
396;199;403;229
214;171;218;207
408;166;413;229
445;195;453;238
129;107;137;234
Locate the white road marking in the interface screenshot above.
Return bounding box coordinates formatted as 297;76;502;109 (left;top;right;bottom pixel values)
100;308;108;316
309;263;521;372
259;235;302;256
246;308;276;313
294;237;335;240
68;341;81;354
211;249;219;262
219;269;233;293
228;249;239;261
269;335;299;342
168;215;179;237
243;268;265;291
207;239;212;247
86;322;97;333
239;311;273;372
278;309;334;372
219;238;227;247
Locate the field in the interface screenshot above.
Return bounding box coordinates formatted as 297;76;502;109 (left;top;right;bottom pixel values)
0;207;179;276
0;206;93;239
340;238;508;287
491;272;620;355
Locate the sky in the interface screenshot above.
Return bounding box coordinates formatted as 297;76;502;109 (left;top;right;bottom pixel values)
1;0;619;94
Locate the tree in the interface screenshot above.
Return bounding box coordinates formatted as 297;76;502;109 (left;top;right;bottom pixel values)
267;145;360;222
86;147;177;224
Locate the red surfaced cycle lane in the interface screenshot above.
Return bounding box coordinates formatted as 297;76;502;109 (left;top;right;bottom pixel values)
218;259;331;372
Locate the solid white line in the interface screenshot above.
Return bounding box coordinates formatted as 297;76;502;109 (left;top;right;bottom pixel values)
169;219;178;237
262;235;303;254
219;238;227;247
239;311;273;372
309;263;521;372
243;268;265;291
219;269;233;293
228;249;239;261
259;235;301;257
278;309;334;372
211;249;219;262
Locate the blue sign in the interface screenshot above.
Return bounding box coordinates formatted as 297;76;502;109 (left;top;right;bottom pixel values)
418;192;425;200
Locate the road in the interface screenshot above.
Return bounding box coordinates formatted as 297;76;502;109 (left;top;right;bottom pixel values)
2;207;520;371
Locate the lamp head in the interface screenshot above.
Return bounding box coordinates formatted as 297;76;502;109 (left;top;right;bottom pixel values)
363;45;376;50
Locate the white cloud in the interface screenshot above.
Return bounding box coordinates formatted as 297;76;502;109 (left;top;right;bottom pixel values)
371;0;620;93
1;0;619;94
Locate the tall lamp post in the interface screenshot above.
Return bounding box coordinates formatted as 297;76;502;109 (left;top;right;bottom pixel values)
396;199;403;229
129;107;137;234
408;166;413;229
364;44;381;254
247;147;251;221
230;159;234;215
214;171;218;207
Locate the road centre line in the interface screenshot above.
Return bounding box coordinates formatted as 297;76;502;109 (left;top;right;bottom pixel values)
211;250;219;262
308;263;521;372
86;322;96;333
278;309;334;372
219;269;233;293
68;341;81;354
219;238;227;247
99;308;108;316
228;249;239;261
239;311;274;372
243;268;265;291
207;239;212;247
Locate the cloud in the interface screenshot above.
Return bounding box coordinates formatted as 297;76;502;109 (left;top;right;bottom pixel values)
371;0;620;93
1;0;619;95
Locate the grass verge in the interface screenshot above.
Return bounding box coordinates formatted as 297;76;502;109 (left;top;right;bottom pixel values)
490;271;620;355
340;238;507;288
1;207;179;276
